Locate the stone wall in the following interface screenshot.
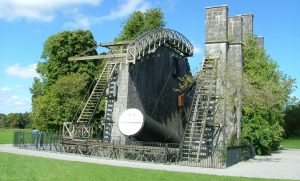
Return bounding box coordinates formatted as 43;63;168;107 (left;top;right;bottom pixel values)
206;5;228;43
255;36;264;48
110;61;129;143
228;16;242;43
204;5;264;149
242;14;254;40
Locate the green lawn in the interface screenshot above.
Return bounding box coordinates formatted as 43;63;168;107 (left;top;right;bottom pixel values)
0;152;284;181
281;137;300;149
0;129;16;144
0;129;30;144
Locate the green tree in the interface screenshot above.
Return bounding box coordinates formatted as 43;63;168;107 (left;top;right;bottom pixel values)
36;30;99;90
31;30;102;132
31;77;44;98
116;8;165;41
284;100;300;137
241;37;294;155
5;112;31;128
31;74;89;132
0;114;6;128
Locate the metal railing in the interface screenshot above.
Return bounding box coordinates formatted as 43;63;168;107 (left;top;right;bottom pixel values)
71;62;108;123
13;131;253;168
13;131;62;152
226;145;255;167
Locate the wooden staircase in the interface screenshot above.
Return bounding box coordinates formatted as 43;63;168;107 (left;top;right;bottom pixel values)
76;62;118;124
181;58;218;161
62;61;118;139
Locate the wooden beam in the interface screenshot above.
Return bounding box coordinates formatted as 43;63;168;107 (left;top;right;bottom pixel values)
99;41;132;47
68;53;126;61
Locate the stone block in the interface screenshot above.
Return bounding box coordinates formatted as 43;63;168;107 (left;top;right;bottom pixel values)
241;14;254;40
228;16;242;43
205;6;228;43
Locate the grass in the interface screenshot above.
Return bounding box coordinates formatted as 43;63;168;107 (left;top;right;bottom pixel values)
0;128;16;144
0;128;30;144
0;152;284;181
281;137;300;149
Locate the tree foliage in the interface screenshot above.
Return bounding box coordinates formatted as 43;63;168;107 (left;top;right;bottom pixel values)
31;30;101;131
35;30;99;92
241;37;295;155
32;74;89;132
0;113;31;128
0;114;6;128
284;99;300;137
116;8;165;41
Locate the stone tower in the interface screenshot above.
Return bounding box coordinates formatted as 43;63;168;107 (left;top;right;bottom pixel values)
205;5;264;148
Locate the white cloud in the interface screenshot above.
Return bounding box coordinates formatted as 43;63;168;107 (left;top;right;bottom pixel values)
15;84;23;88
98;0;150;21
194;45;202;54
10;96;28;106
0;87;31;114
63;0;151;29
153;0;177;11
0;95;30;114
191;41;202;55
1;0;151;29
0;87;12;94
0;0;102;22
5;64;39;79
62;8;92;29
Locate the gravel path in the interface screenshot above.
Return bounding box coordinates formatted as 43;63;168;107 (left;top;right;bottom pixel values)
1;144;299;180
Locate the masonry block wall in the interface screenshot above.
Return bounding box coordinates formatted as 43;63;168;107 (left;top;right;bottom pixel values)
205;5;264;152
110;61;129;143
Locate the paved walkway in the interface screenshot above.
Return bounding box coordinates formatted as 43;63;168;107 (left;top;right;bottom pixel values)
0;144;299;180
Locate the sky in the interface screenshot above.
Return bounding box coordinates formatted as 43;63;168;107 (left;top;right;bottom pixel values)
0;0;299;114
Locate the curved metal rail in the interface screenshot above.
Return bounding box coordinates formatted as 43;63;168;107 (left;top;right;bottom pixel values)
126;28;194;64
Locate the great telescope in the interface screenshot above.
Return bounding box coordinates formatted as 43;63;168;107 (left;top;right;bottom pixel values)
118;108;179;143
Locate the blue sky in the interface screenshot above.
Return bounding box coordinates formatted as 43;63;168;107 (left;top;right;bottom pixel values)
0;0;299;114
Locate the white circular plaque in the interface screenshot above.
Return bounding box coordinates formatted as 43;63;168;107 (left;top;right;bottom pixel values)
118;108;144;136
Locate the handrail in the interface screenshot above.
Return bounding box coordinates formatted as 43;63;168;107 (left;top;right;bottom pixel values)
88;62;119;124
71;62;108;123
177;71;205;159
178;57;219;160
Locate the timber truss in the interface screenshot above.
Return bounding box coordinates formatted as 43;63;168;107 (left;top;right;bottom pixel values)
69;28;194;64
126;28;194;64
62;122;93;139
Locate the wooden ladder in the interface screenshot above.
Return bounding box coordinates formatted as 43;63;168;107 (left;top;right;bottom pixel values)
76;62;118;124
181;57;218;161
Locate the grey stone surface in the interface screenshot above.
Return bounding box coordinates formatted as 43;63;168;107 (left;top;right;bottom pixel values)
241;14;254;40
205;6;228;43
255;36;264;48
205;42;228;152
111;61;129;143
227;44;243;143
204;6;257;148
228;16;242;43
